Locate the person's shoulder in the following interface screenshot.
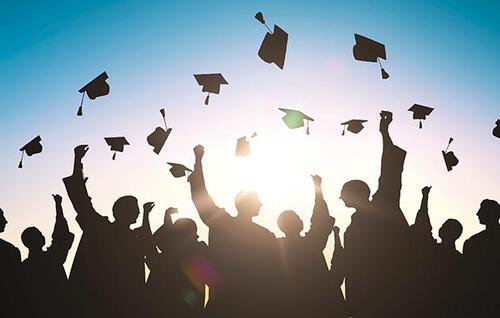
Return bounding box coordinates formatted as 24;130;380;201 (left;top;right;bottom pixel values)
0;238;20;255
254;223;276;238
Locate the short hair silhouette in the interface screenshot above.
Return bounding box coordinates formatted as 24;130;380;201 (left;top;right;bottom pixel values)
173;218;198;241
477;199;500;225
21;226;45;249
278;210;304;235
439;219;463;242
112;195;140;224
340;179;371;207
0;208;7;232
235;190;262;217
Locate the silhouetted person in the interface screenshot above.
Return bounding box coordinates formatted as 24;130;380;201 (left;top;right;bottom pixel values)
341;111;411;318
463;199;500;316
63;145;153;318
20;194;75;318
0;208;22;317
411;186;465;317
145;207;209;318
189;144;281;318
329;226;348;318
276;175;335;318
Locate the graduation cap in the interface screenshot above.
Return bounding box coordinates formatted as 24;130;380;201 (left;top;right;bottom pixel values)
353;34;389;79
235;132;258;156
408;104;434;129
279;108;314;135
147;109;173;154
255;12;288;70
18;136;43;168
493;119;500;139
104;136;129;160
167;163;192;178
442;138;459;171
77;72;110;116
341;119;367;135
194;73;228;105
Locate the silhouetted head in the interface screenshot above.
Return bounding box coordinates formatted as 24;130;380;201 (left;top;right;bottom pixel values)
235;190;262;219
477;199;500;226
112;196;140;226
0;209;7;233
21;227;45;250
174;218;199;243
439;219;463;244
278;210;304;237
340;180;371;209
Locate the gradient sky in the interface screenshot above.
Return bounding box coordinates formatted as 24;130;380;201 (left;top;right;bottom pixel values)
0;0;499;271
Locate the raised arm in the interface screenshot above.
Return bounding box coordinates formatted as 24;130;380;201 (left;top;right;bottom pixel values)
189;145;226;225
306;175;335;250
47;194;75;264
412;186;433;239
63;145;100;219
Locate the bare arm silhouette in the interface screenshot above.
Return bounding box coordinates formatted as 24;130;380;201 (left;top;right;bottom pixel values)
47;194;74;264
412;186;433;238
189;145;226;225
306;175;334;250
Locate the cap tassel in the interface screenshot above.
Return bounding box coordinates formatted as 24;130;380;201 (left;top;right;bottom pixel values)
378;58;390;79
306;120;310;135
112;152;116;160
255;12;272;33
342;125;346;136
445;138;454;152
160;108;168;130
204;93;210;105
77;92;85;116
419;120;423;129
18;151;24;169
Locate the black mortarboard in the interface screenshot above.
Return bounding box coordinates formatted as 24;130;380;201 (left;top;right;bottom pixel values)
279;108;314;135
408;104;434;129
341;119;367;135
353;34;389;79
235;132;257;157
77;72;110;116
442;138;459;171
255;12;288;70
194;73;228;105
104;136;129;160
167;163;193;178
18;136;43;168
493;119;500;139
147;109;172;154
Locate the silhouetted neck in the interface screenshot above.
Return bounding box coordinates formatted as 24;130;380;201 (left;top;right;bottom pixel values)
28;249;44;258
236;214;253;223
113;220;132;230
485;223;500;231
440;240;456;251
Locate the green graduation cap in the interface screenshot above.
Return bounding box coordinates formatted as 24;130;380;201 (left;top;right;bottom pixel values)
278;108;314;135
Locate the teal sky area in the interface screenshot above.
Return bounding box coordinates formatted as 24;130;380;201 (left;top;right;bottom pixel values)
0;0;498;265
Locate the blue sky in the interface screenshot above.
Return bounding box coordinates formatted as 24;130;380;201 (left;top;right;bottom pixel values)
0;0;498;263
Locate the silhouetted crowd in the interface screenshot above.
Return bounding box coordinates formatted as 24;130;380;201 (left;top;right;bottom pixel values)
1;112;499;318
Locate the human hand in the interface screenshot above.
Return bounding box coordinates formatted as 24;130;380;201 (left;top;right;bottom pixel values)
52;194;62;204
379;111;393;133
143;202;155;214
193;145;205;159
421;186;432;196
74;145;89;159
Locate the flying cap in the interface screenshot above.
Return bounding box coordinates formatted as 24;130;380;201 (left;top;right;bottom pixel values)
147;109;172;154
235;132;258;156
255;12;288;70
353;34;389;79
18;136;43;168
77;72;110;116
194;73;228;105
279;108;314;134
442;138;459;171
408;104;434;129
493;119;500;139
167;163;193;178
104;136;129;160
341;119;367;135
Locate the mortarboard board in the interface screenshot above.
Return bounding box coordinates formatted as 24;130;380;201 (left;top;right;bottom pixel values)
493;119;500;139
18;135;43;168
341;119;367;135
442;138;459;171
255;12;288;70
279;108;314;135
408;104;434;129
194;73;228;105
353;34;389;79
104;136;129;160
147;109;172;154
235;132;258;157
77;72;110;116
167;163;193;178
